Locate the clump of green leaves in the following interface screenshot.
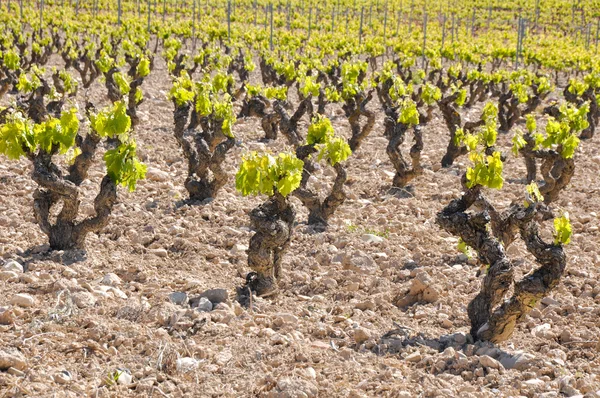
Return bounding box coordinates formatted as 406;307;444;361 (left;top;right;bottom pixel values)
553;212;572;245
104;141;147;192
306;114;352;166
532;103;588;159
236;152;304;197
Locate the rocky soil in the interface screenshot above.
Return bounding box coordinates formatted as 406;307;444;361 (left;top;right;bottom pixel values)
1;55;600;397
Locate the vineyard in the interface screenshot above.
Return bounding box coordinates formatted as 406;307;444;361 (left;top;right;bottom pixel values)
1;0;600;396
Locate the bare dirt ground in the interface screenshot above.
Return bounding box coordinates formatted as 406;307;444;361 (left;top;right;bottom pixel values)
1;56;600;397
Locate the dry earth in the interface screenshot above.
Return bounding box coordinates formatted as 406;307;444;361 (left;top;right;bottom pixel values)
1;55;600;397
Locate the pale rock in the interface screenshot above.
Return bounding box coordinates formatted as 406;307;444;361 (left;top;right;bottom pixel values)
54;371;72;384
355;300;375;311
0;349;27;370
198;288;229;304
3;260;23;273
531;323;554;339
499;351;536;370
479;355;503;370
0;307;14;325
101;273;122;286
10;293;35;307
169;292;188;305
274;313;299;326
214;349;233;366
116;369;133;385
321;278;338;289
146;167;170;182
541;296;560;306
361;234;384;244
195;297;213;312
72;291;97;308
405;352;422;362
176;357;201;373
0;271;19;281
344;251;377;274
354;328;371;344
149;248;168;258
231;244;248;255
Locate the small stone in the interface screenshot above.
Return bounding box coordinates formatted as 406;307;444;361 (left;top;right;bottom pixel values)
3;260;23;273
354;328;371;344
231;244;248;255
361;234;384;244
0;349;27;371
344;251;377;274
72;291;97;309
149;248;168;258
541;296;560;306
54;370;72;384
441;319;453;329
322;278;338;289
499;351;536;370
0;307;14;325
479;355;503;370
531;323;553;339
168;292;188;305
195;297;213;312
355;300;375;311
10;293;35;308
101;273;122;286
116;369;132;385
146;167;170;182
176;357;201;373
405;352;422;363
274;313;299;326
108;346;118;356
198;288;229;304
0;271;19;281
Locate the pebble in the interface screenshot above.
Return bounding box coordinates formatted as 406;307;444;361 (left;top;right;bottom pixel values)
0;271;19;281
10;293;35;308
353;327;371;344
72;291;97;308
361;234;384;244
3;260;23;273
0;349;27;371
176;357;201;373
116;369;133;385
169;292;189;305
149;248;168;258
145;167;170;182
54;370;72;384
479;355;503;370
101;273;122;286
231;244;249;255
406;352;422;362
195;297;213;312
198;288;229;304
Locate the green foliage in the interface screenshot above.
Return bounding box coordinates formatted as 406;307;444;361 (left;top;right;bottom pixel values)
466;151;504;189
299;75;320;98
2;49;20;71
318;137;352;166
35;108;80;154
113;72;131;95
421;83;442;105
0;112;34;159
457;237;475;259
136;57;151;78
264;86;287;100
512;131;527;156
90;101;132;140
524;182;544;208
235;152;304;197
103;141;147;192
525;114;536;133
307;114;334;145
169;72;195;106
553;212;572;245
398;99;420;126
306;115;351;166
534;103;587;159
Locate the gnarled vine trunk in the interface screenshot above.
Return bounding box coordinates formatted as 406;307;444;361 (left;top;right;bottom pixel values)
293;145;347;228
173;104;235;202
243;193;295;297
436;180;567;343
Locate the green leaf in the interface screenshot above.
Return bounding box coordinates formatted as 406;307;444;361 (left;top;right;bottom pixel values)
136;57;151;78
553;212;572;245
307;114;334;145
0;112;34;159
113;72;131;95
235;151;303;197
90;101;131;140
103;141;147;192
